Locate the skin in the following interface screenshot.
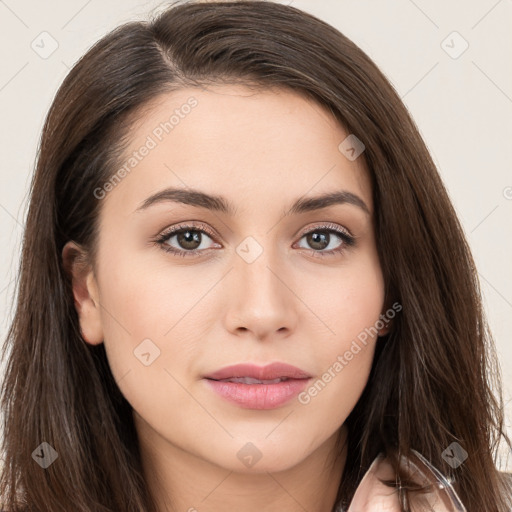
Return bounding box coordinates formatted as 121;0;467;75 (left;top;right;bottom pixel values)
63;84;395;512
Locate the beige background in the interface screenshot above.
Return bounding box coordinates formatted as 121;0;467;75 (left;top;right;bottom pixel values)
0;0;511;470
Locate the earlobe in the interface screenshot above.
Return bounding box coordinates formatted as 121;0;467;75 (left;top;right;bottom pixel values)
377;322;392;337
62;241;104;346
377;307;393;337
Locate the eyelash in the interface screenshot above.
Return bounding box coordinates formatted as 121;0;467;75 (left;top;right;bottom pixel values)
153;222;356;259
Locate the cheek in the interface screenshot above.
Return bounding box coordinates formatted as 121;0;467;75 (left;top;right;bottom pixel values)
296;248;385;344
95;252;215;402
98;246;206;340
294;251;384;412
96;277;199;429
93;255;167;369
294;308;380;444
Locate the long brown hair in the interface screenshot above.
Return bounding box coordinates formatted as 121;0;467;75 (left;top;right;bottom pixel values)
1;1;511;510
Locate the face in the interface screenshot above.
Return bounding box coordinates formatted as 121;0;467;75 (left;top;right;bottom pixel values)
65;84;389;476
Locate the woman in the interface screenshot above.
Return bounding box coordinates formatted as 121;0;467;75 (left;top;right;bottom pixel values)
1;1;510;510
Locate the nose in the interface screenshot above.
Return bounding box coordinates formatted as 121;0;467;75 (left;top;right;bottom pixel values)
223;243;299;341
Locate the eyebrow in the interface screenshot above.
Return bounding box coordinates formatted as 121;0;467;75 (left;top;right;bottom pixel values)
134;187;370;216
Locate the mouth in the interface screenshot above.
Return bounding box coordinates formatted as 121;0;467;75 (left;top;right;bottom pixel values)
207;376;292;384
203;362;312;381
203;362;312;410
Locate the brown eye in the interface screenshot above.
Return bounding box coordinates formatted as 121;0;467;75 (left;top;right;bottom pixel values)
304;231;331;250
155;223;219;257
295;224;355;258
173;229;203;250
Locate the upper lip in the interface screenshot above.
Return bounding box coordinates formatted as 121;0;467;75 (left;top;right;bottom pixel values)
204;362;312;381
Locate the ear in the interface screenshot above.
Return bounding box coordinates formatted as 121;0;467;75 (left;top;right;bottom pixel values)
62;241;104;345
377;301;394;337
377;320;392;337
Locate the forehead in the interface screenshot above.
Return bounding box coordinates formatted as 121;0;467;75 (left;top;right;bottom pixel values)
100;84;372;220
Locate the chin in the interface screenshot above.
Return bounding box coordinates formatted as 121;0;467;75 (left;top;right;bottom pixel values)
212;439;312;474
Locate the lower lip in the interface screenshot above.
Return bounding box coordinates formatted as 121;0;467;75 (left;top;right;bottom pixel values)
204;378;311;410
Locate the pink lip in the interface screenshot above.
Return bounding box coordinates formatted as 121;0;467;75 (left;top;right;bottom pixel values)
204;362;312;381
203;363;312;410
